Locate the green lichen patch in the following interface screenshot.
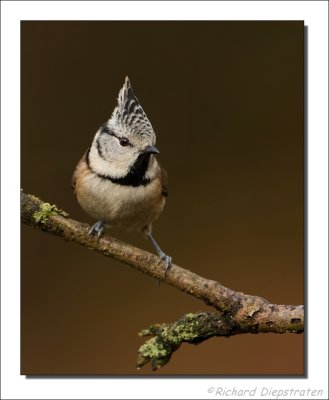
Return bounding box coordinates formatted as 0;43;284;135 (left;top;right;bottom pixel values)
137;333;175;370
33;202;69;224
137;312;217;370
139;337;168;358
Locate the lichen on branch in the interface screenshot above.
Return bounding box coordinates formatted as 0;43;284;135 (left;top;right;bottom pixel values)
33;202;68;224
137;312;223;370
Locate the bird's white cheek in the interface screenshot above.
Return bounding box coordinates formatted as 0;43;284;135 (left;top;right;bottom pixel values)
89;143;138;179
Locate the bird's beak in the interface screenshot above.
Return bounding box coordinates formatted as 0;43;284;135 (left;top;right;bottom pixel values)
142;145;160;155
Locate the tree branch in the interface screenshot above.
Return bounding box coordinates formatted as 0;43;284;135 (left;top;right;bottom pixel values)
21;191;304;370
137;310;303;370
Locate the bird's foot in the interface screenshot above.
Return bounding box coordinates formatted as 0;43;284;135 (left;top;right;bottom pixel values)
88;221;104;239
146;233;172;277
160;253;172;277
155;254;172;285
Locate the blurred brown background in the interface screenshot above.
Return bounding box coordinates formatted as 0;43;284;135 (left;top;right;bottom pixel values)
21;21;304;375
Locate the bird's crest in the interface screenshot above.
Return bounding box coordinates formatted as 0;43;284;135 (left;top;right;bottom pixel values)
110;76;155;140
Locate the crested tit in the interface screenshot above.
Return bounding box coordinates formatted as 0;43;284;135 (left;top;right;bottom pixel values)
72;77;172;271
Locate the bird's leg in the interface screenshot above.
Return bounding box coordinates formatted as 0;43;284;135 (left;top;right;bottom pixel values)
147;233;172;275
88;221;105;239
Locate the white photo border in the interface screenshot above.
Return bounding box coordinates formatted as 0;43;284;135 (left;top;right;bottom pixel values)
1;1;328;399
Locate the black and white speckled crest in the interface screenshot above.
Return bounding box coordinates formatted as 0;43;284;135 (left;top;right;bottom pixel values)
111;77;155;140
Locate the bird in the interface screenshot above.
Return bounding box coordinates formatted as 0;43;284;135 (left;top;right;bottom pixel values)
72;76;172;272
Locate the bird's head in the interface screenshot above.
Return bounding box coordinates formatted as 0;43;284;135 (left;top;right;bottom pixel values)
89;77;159;179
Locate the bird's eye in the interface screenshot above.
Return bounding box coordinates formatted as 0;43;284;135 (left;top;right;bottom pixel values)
119;138;130;147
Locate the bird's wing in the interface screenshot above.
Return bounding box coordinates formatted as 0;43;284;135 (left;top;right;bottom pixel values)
71;148;89;191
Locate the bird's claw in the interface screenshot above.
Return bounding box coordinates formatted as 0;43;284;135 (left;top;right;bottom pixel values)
88;221;104;239
146;233;172;277
161;254;172;276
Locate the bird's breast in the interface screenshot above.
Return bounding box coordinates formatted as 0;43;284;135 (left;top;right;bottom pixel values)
75;168;165;230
